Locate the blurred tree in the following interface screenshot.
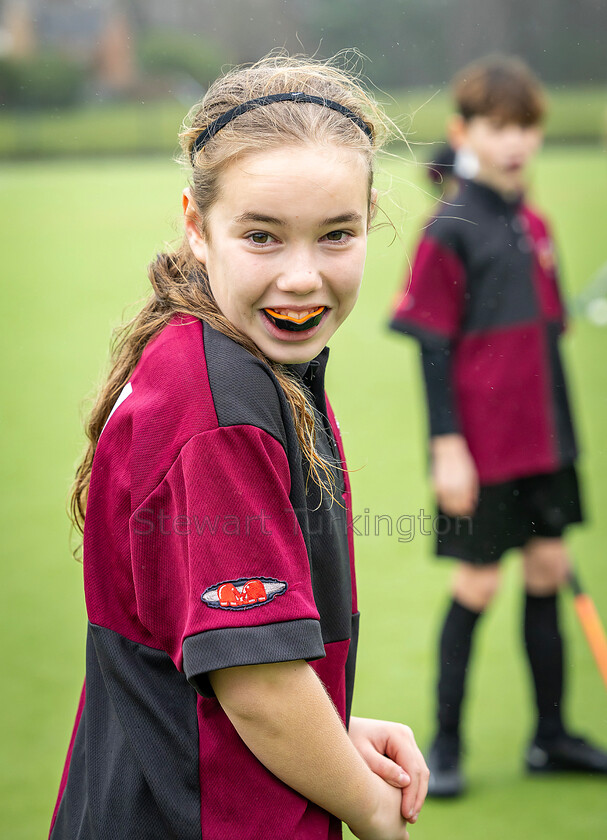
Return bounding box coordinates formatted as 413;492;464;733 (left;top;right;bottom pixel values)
136;29;229;89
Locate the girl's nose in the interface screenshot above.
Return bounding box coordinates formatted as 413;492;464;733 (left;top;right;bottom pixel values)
276;255;323;295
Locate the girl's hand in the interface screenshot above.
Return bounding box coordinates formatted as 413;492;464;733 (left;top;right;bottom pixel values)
431;433;479;516
349;716;429;824
211;662;412;837
347;772;411;840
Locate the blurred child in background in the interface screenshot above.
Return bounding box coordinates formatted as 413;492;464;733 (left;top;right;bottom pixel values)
390;54;607;797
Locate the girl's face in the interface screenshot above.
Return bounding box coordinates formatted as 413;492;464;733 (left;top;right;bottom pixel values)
184;144;374;364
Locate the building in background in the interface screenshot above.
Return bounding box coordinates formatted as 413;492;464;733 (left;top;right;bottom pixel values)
0;0;136;96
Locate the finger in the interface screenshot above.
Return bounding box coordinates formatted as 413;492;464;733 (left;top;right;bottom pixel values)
388;764;410;789
404;762;429;823
399;756;428;822
381;725;427;821
401;775;420;822
364;750;410;788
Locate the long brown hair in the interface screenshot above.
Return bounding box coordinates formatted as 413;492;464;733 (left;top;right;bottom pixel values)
70;53;390;536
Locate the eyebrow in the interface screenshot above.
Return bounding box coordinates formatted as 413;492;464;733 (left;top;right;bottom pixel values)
321;212;365;227
233;211;364;228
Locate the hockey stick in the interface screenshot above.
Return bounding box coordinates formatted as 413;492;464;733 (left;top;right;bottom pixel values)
568;568;607;691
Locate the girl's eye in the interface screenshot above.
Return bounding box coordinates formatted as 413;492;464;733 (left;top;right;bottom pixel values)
248;232;274;245
323;230;350;243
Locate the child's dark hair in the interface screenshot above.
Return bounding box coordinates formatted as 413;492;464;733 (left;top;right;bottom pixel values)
70;53;391;537
453;54;546;127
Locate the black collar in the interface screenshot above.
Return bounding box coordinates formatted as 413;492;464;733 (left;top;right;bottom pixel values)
460;178;524;214
286;346;330;383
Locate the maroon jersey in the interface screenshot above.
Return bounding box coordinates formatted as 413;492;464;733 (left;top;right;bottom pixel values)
390;179;578;484
50;315;358;839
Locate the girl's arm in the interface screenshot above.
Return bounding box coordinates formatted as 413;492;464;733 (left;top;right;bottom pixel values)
210;660;411;840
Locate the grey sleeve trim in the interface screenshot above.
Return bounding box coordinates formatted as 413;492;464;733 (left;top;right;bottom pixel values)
183;618;326;697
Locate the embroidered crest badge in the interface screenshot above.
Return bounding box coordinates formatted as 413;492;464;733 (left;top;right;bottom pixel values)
201;577;288;611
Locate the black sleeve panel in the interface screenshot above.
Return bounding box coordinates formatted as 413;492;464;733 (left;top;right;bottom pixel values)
183;618;326;697
420;341;460;436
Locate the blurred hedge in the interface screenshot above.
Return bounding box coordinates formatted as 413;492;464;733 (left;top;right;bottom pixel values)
0;100;186;159
0;85;604;159
0;52;84;109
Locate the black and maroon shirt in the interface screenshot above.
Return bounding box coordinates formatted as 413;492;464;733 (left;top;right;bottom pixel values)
50;315;358;840
390;179;578;485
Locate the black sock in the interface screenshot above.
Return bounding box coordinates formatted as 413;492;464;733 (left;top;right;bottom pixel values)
524;591;565;742
436;599;483;742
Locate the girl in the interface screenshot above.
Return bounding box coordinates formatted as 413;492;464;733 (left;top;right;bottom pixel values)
49;55;428;840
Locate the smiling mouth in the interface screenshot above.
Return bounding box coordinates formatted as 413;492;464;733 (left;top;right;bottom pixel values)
263;306;327;332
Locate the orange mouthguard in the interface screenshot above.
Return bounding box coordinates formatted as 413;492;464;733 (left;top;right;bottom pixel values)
264;306;326;324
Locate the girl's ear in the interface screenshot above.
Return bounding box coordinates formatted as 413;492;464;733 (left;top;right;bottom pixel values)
182;188;208;264
368;188;379;228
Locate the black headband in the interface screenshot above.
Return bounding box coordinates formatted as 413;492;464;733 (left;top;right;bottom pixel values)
190;92;373;161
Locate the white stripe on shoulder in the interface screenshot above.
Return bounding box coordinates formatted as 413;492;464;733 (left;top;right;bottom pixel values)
101;382;133;435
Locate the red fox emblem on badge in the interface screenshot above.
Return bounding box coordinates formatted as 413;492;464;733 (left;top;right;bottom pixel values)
202;577;288;611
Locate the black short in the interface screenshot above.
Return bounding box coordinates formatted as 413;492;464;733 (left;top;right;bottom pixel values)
436;465;583;565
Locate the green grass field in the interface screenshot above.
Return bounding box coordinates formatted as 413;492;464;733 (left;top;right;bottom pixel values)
1;147;606;838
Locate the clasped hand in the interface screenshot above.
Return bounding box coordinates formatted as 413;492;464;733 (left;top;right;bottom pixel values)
349;715;429;828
